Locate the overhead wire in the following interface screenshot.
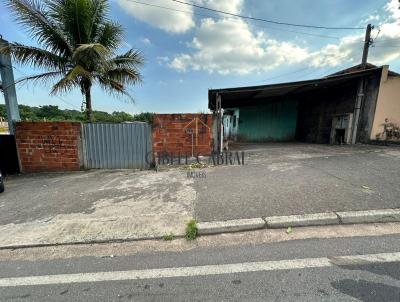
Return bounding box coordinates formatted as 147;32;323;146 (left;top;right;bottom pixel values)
171;0;365;30
126;0;350;40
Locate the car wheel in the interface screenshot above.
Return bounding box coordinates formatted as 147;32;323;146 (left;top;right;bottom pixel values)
0;182;4;193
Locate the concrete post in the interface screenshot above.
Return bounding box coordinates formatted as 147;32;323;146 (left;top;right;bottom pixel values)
351;24;373;144
0;37;20;134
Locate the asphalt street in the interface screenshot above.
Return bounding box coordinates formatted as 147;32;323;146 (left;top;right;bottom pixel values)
0;233;400;301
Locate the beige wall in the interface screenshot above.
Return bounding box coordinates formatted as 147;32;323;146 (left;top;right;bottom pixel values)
370;66;400;141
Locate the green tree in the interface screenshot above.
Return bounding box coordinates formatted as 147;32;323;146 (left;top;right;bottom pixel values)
0;105;7;119
2;0;143;122
112;111;134;122
133;112;154;123
93;110;114;122
19;104;38;120
36;105;64;120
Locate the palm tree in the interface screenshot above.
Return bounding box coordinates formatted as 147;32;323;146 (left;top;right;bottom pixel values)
1;0;143;121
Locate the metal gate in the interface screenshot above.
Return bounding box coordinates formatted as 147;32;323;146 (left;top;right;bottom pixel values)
83;123;152;169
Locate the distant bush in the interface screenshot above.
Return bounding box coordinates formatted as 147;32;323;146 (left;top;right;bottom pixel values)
0;104;154;124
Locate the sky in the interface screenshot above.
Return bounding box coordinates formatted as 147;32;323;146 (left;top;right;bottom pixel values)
0;0;400;114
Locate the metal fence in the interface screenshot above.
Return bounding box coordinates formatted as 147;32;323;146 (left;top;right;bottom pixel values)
82;122;152;169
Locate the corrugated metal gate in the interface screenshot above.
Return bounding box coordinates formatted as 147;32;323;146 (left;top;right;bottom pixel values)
82;123;152;169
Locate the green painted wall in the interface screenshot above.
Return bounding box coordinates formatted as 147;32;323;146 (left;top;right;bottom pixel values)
237;100;298;141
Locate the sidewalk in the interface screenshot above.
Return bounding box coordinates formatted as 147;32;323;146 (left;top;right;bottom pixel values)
0;169;194;248
1;143;400;249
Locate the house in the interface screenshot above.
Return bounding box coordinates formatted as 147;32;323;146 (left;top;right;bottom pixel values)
209;64;400;147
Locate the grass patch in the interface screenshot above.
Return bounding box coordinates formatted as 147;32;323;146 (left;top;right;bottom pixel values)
185;219;198;240
163;232;175;241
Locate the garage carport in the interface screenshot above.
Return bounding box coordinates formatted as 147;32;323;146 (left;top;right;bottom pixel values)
209;67;382;146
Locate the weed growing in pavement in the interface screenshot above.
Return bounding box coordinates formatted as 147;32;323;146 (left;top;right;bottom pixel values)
163;232;175;241
185;219;198;240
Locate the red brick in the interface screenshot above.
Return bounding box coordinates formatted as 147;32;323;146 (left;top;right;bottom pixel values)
15;121;82;173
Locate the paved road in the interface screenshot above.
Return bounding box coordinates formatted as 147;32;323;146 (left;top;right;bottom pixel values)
195;143;400;221
1;234;399;301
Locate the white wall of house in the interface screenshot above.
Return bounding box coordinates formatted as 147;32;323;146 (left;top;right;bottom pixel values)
371;66;400;141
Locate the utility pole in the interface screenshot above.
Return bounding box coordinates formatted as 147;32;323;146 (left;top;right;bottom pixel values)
0;36;20;135
351;24;373;144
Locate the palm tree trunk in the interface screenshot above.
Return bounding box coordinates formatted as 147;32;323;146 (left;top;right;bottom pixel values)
84;81;93;122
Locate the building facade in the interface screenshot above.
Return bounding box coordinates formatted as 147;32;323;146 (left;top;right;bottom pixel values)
209;64;400;147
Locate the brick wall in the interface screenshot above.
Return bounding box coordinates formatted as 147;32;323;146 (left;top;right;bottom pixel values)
15;122;82;173
153;114;213;155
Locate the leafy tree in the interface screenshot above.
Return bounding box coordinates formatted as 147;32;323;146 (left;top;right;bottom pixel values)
36;105;63;119
19;104;38;120
112;111;134;123
93;110;114;122
2;0;143;121
0;103;152;123
0;105;7;120
132;112;154;123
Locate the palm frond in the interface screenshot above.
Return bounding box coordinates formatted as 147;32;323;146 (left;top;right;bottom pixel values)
15;70;65;85
5;43;67;70
108;49;144;68
102;67;142;86
6;0;72;56
51;64;90;94
88;0;110;41
7;0;143;115
72;43;110;68
96;21;123;50
97;76;134;102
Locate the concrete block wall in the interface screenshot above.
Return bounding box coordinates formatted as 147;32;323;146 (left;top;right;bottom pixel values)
152;114;213;156
15;122;82;172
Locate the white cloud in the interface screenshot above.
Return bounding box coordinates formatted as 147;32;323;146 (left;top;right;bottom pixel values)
169;0;400;75
362;14;380;23
170;18;309;75
385;0;400;19
117;0;195;33
196;0;243;14
141;37;152;45
116;0;244;34
156;56;170;65
119;0;400;74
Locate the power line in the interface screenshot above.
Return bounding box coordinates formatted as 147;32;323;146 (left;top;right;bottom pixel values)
372;45;400;48
239;67;311;86
127;0;344;40
172;0;365;30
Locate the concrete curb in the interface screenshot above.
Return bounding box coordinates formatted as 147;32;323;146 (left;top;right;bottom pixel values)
2;209;400;250
337;209;400;224
265;213;339;228
197;218;265;235
197;208;400;235
0;234;186;251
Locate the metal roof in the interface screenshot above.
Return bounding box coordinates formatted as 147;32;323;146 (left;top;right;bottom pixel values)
208;67;382;110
